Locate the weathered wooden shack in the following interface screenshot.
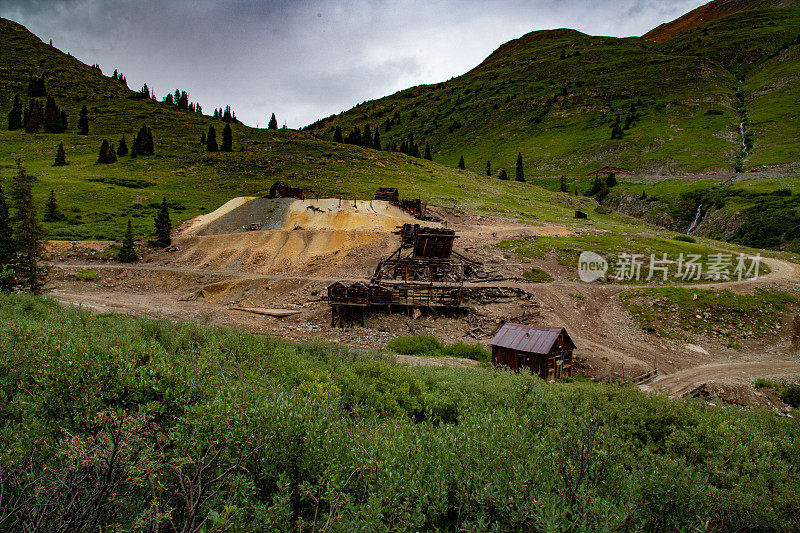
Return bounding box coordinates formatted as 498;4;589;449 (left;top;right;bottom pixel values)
373;188;400;204
490;324;574;380
268;181;306;199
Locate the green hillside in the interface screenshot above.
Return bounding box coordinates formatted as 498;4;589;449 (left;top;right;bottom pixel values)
304;1;800;175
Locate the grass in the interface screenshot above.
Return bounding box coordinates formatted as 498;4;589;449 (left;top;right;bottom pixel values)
2;292;800;530
74;269;97;281
522;267;554;282
497;231;769;283
621;287;797;341
386;334;490;362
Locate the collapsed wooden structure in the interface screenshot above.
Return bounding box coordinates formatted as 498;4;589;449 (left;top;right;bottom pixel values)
490;324;574;380
329;221;469;326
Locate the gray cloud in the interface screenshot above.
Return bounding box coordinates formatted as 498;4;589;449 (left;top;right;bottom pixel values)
0;0;706;127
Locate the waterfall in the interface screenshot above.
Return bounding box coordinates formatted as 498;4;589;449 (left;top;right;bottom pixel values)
739;121;748;156
686;205;702;234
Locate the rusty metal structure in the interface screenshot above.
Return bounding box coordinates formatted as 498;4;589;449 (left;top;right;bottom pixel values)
490;324;574;380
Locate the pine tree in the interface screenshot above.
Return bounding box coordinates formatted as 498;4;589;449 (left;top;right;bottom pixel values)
25;100;42;133
53;142;67;166
486;161;491;176
574;186;579;195
515;152;525;182
10;162;46;294
498;169;508;180
43;189;64;222
373;129;381;150
118;219;138;262
458;156;465;170
0;185;13;292
221;123;233;151
130;133;138;157
640;190;647;200
200;131;206;145
206;125;218;151
140;125;154;155
154;198;172;247
332;125;343;143
77;105;89;135
117;134;128;157
97;140;109;163
44;96;66;133
107;143;118;163
268;113;278;129
559;175;567;192
424;143;432;160
7;95;22;131
363;124;372;148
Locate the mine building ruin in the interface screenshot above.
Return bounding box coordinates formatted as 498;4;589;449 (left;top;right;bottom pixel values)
490;324;574;380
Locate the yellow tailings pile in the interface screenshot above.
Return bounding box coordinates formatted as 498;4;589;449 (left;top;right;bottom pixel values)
170;197;438;277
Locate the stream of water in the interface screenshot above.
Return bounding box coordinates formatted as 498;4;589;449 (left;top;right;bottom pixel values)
686;204;702;234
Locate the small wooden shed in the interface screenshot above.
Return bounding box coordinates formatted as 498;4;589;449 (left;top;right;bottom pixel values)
490;324;575;380
373;188;400;204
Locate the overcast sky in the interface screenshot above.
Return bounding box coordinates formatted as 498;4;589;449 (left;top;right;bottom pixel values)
0;0;706;128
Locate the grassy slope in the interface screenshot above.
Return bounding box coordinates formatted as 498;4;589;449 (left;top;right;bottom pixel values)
305;2;800;174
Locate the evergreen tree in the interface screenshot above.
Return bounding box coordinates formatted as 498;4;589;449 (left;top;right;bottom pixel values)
424;143;432;160
43;189;65;222
574;186;579;195
345;126;362;146
640;190;647;200
97;140;110;163
200;131;206;145
154;198;172;247
117;219;138;262
130;133;138;157
458;156;465;170
605;173;617;188
363;124;372;148
77;105;89;135
221;123;233;151
498;169;508;180
373;129;381;151
7;95;23;131
132;124;154;155
206;125;218;151
27;76;46;97
268;113;278;129
0;185;13;292
25;100;42;133
117;134;128;157
587;176;604;196
43;96;66;133
10;162;46;294
559;175;567;192
164;93;174;105
53;142;67;166
107;143;118;163
332;125;343;143
486;160;491;176
515;152;525;182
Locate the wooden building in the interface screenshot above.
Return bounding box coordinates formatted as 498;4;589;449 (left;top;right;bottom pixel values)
373;188;400;204
490;324;574;380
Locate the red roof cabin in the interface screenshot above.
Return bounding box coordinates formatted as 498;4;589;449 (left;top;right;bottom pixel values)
490;324;575;380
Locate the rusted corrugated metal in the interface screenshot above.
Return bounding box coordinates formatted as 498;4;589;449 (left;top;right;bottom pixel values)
490;324;572;354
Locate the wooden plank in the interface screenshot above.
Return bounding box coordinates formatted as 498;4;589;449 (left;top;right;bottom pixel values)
230;307;302;317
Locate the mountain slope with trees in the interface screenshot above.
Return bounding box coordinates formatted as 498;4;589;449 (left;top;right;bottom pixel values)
304;0;800;175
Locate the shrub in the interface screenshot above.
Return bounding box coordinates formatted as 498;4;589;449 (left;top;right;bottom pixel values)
594;206;612;214
755;378;781;389
673;234;696;243
386;334;443;356
336;359;426;417
75;269;98;281
782;384;800;407
523;267;554;282
441;342;490;362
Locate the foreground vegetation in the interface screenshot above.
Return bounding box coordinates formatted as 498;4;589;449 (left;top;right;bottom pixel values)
1;293;799;531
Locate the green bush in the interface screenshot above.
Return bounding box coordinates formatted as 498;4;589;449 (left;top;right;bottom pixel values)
441;342;490;362
594;205;612;214
522;267;554;282
386;334;443;356
755;378;781;389
781;384;800;407
673;234;696;243
75;269;98;281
